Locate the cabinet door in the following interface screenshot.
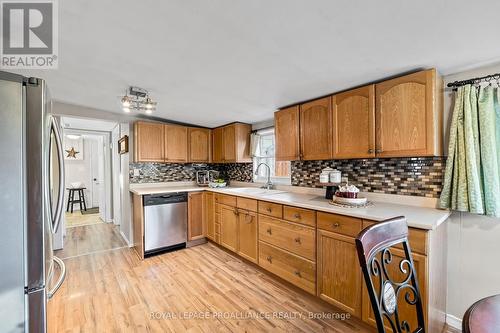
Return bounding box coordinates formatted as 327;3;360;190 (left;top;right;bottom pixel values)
317;229;361;316
275;106;300;161
205;192;215;240
188;192;204;240
333;85;375;159
362;248;427;332
223;125;236;162
189;127;211;162
220;204;238;252
134;122;164;162
300;96;333;160
238;210;257;263
164;124;188;162
212;127;224;163
234;123;252;162
376;69;440;157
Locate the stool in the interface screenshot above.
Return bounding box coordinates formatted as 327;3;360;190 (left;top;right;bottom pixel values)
66;188;87;213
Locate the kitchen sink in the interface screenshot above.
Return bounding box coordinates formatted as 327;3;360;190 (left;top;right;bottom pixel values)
222;187;286;196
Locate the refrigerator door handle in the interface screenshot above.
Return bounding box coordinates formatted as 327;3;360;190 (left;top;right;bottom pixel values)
50;117;65;234
47;256;65;299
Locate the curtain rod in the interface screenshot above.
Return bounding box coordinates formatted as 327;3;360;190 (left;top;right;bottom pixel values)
447;72;500;88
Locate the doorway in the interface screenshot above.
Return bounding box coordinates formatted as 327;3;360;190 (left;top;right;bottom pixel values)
54;117;127;258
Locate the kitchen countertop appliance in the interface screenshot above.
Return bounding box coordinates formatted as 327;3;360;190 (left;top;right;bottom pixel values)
143;193;188;255
196;169;219;186
0;71;66;332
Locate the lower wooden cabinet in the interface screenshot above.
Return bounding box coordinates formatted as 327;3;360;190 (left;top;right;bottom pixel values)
220;204;239;252
188;192;205;241
317;229;362;316
205;192;215;241
237;209;258;263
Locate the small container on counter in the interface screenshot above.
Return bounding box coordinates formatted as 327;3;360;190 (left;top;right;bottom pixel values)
320;167;334;183
329;169;341;183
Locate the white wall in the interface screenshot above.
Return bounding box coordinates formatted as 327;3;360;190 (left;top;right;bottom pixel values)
443;63;500;321
119;123;132;245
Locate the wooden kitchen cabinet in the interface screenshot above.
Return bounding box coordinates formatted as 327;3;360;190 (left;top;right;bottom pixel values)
317;229;362;316
164;124;188;162
188;192;205;241
212;123;252;163
212;127;224;163
332;85;375;159
134;121;165;162
189;127;211;162
220;204;239;252
237;209;258;263
300;96;333;160
375;69;442;157
205;192;215;241
275;106;300;161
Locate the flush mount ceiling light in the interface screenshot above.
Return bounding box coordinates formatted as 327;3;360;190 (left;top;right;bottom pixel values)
120;86;157;114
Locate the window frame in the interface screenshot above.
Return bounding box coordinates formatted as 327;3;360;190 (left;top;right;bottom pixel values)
252;127;291;186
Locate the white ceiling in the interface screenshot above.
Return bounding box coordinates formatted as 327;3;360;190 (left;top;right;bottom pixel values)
13;0;500;127
61;116;118;132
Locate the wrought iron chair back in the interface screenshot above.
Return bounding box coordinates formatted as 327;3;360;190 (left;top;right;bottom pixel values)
355;217;425;333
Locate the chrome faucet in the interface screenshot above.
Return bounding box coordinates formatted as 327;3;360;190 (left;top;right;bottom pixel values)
255;162;273;189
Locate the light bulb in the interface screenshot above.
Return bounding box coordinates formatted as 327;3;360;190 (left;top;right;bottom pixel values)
121;96;130;107
123;107;130;113
145;109;152;114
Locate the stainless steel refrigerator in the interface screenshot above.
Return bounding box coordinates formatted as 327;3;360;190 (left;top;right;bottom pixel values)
0;71;66;332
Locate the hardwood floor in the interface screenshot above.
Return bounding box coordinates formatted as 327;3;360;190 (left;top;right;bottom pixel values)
55;223;127;259
65;211;103;228
49;242;376;332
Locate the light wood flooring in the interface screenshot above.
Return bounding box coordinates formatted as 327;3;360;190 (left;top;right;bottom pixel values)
65;211;103;228
49;242;461;332
55;222;127;259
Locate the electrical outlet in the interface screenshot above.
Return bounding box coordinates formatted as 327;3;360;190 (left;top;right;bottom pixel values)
133;168;140;176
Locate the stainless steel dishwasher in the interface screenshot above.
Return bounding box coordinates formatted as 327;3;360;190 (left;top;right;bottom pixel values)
143;192;187;255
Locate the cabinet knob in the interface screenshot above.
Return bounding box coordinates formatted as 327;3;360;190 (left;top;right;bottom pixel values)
266;256;272;263
375;149;383;154
266;228;272;235
294;213;301;219
233;208;239;216
294;270;302;277
244;214;252;223
368;148;374;154
266;207;272;213
332;222;340;228
294;237;301;244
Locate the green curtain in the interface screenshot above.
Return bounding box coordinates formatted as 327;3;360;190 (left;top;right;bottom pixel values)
439;85;500;217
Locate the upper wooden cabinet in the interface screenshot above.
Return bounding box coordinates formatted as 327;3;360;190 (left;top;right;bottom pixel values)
212;127;224;163
332;85;375;159
134;121;165;162
164;124;188;163
300;96;333;160
189;127;211;162
376;69;442;157
212;123;252;163
275;106;300;161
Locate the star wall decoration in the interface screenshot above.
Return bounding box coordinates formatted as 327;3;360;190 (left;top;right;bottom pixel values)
65;147;80;158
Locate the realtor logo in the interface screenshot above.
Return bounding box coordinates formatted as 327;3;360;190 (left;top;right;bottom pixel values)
1;0;58;68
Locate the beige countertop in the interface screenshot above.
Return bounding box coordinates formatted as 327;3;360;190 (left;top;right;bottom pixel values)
129;183;450;230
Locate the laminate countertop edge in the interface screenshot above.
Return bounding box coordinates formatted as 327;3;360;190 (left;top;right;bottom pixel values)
129;185;450;230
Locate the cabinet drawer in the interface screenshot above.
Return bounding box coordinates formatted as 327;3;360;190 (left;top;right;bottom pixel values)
283;206;316;227
259;241;316;294
237;197;257;212
317;212;362;237
258;201;283;218
259;215;316;261
217;194;236;207
362;220;428;255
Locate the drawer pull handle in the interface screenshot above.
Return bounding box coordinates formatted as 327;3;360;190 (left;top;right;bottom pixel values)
266;207;272;212
266;256;272;263
294;213;301;219
294;237;301;244
294;270;302;277
266;228;272;235
244;214;252;223
332;223;340;228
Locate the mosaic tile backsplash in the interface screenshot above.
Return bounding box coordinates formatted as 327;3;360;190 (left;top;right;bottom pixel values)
129;162;253;184
291;157;445;198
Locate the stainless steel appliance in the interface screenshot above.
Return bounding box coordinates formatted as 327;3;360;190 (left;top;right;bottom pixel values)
0;72;66;332
196;169;219;186
143;193;187;254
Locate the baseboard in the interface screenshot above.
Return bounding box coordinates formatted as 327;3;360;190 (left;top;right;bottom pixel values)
446;313;462;330
120;230;132;247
